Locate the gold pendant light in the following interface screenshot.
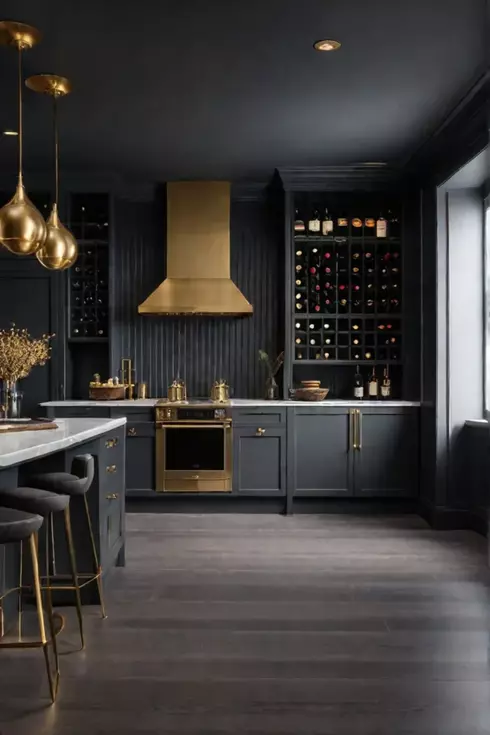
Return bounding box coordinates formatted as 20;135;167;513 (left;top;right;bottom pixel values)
26;74;78;270
0;21;47;255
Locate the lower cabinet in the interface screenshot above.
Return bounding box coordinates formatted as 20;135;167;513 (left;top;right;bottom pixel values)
125;422;155;494
233;427;286;495
294;407;419;498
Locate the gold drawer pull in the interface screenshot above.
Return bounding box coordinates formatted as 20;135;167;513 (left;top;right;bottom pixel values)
128;427;137;436
105;437;119;448
106;464;117;474
256;427;266;436
106;493;119;500
191;475;200;480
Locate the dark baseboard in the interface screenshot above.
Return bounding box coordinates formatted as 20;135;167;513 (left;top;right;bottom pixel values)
291;498;418;514
418;498;487;535
126;495;288;514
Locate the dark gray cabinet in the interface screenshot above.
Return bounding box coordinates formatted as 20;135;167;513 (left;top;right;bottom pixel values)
126;422;155;494
294;407;419;498
233;427;286;495
294;408;352;496
353;409;418;497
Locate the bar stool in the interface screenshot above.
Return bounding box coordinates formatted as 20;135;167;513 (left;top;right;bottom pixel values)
0;507;60;702
0;486;84;649
27;454;107;628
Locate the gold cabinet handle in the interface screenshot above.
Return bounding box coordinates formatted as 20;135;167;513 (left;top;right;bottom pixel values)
351;409;357;450
357;409;362;450
128;427;137;436
106;464;117;474
256;427;266;436
105;437;119;448
106;493;119;500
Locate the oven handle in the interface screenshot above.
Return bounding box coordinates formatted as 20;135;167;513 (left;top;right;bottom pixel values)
156;423;232;429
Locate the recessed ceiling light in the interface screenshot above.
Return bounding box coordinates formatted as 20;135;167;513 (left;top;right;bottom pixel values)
3;130;18;136
314;39;341;52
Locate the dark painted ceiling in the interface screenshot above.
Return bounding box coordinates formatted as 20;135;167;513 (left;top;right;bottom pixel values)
0;0;487;181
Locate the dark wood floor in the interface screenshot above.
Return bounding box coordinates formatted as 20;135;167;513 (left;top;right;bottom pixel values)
2;513;490;734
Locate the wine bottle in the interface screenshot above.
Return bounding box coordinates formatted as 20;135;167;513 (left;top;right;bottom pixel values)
321;208;334;235
352;321;360;331
324;337;332;345
387;210;400;238
295;322;302;329
368;367;379;399
323;351;330;360
294;209;305;233
381;366;391;398
376;214;387;238
354;365;364;400
308;208;321;234
352;251;361;260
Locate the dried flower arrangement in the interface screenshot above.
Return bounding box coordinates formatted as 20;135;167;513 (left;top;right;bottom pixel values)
0;325;55;383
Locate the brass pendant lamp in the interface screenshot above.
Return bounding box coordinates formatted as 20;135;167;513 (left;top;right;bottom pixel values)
26;74;78;270
0;21;47;255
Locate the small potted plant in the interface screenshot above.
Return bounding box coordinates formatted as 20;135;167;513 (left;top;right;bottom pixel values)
0;325;55;418
258;350;284;400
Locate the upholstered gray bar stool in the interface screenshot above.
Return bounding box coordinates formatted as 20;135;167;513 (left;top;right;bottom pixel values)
27;455;107;635
0;507;60;702
0;485;84;649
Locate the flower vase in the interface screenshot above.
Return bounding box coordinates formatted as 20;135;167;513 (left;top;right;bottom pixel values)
0;380;23;419
265;376;278;401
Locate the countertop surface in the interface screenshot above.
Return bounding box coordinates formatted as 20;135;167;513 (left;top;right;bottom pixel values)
41;399;420;408
0;417;127;468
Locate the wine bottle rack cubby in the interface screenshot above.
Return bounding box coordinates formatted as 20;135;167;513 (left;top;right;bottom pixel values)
68;194;109;341
291;201;403;364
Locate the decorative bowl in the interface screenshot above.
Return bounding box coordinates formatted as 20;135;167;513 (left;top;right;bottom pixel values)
294;387;329;401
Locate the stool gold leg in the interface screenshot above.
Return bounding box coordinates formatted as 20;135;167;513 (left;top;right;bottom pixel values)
63;506;84;650
17;539;22;641
83;494;107;619
44;517;60;673
30;532;59;703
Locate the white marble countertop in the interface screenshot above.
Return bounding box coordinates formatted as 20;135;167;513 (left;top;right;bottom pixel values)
41;398;420;408
0;417;127;469
465;419;488;428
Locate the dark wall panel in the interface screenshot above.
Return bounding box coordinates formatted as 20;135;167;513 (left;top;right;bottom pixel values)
111;196;282;399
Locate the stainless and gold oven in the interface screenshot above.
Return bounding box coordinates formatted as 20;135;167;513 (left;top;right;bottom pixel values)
155;403;232;492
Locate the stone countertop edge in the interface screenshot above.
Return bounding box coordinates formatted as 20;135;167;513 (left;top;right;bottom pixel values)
0;417;127;468
41;399;421;407
465;419;489;428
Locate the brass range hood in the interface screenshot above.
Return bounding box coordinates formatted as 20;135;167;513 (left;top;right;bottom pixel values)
138;181;253;316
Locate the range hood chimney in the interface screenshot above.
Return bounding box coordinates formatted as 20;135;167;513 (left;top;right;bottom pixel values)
138;181;253;316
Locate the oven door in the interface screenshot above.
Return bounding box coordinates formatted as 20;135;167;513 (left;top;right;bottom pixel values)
156;423;232;492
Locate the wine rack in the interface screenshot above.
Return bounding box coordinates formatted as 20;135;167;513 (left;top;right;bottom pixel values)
68;194;109;341
292;211;402;364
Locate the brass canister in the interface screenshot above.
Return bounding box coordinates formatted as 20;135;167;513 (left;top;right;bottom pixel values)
167;379;187;403
210;379;230;403
137;382;148;399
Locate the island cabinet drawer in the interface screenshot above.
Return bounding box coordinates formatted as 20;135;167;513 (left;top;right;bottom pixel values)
232;409;286;427
98;427;126;477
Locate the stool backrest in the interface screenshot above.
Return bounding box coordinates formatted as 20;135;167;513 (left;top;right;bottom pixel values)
71;454;95;489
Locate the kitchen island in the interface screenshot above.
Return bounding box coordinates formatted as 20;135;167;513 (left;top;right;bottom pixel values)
41;401;420;514
0;418;126;631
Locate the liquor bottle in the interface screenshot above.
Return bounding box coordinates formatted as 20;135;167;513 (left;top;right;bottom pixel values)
337;212;349;233
321;208;334;236
354;365;364;400
294;209;305;233
308;208;321;234
352;217;363;236
376;214;387;238
368;367;379;399
381;366;391;398
387;210;400;238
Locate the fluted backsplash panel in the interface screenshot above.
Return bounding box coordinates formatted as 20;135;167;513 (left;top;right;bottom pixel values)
111;196;282;398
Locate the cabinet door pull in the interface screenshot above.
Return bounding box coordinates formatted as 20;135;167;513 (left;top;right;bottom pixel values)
128;427;137;436
105;437;119;448
351;409;357;450
106;464;117;474
106;493;119;500
256;427;266;436
356;409;362;450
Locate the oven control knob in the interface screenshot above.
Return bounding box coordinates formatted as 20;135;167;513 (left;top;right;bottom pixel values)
214;409;225;419
166;408;172;419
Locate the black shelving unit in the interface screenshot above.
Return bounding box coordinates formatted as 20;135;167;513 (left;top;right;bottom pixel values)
279;168;410;399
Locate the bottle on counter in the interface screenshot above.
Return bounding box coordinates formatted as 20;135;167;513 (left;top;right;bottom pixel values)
381;365;391;399
321;207;334;235
368;367;379;399
354;365;364;400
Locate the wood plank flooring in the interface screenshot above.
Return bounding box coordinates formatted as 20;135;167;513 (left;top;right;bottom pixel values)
1;513;490;734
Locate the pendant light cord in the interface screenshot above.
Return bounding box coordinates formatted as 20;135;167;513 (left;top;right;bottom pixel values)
17;43;23;183
53;93;59;207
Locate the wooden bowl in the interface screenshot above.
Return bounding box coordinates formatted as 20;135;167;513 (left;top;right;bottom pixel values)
89;385;126;401
301;381;321;388
294;388;329;401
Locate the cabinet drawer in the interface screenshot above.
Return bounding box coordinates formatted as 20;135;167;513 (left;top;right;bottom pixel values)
233;410;286;426
126;421;155;438
111;409;154;422
47;406;111;418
